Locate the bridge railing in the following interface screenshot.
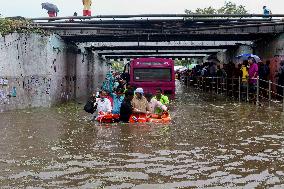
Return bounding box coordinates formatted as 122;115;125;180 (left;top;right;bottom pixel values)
184;76;284;112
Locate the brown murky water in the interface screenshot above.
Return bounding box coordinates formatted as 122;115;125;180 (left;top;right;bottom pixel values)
1;82;284;188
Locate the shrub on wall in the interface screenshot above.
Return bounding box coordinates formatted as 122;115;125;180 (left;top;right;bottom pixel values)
0;18;46;36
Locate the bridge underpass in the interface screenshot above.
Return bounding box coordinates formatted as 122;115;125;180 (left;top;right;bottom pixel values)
29;14;284;64
27;14;284;64
29;14;284;111
2;14;284;188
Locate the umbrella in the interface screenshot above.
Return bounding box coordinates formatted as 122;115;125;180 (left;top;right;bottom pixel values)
41;2;59;12
236;53;260;62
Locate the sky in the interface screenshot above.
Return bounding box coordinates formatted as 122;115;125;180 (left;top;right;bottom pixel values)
0;0;283;18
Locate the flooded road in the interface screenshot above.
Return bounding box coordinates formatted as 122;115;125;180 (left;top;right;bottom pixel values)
1;82;284;188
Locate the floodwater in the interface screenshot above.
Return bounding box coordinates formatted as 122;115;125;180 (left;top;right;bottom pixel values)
1;82;284;188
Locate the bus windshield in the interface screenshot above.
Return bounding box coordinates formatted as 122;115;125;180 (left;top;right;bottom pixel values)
133;68;172;81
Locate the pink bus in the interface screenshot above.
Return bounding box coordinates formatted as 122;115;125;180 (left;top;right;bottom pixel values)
123;58;175;99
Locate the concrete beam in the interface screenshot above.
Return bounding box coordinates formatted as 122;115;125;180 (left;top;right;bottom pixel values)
90;41;252;47
98;51;219;56
29;14;284;21
90;45;238;51
97;49;223;52
60;33;270;43
103;54;208;59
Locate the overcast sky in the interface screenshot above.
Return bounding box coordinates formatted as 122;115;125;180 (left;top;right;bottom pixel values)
0;0;283;18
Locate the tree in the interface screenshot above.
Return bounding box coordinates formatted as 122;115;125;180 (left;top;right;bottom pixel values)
185;1;248;15
111;61;124;72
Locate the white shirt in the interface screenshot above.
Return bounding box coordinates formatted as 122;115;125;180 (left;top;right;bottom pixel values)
95;98;112;116
148;98;167;113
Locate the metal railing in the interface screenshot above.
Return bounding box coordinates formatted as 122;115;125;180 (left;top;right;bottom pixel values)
184;76;284;112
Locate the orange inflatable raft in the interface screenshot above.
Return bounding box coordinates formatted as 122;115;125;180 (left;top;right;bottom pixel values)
129;112;171;123
96;112;171;124
96;112;120;123
147;112;171;123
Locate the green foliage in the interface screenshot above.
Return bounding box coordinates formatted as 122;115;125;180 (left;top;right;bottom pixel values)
218;1;248;14
185;1;248;15
196;7;217;14
175;60;188;66
111;61;124;72
0;18;47;36
175;59;195;67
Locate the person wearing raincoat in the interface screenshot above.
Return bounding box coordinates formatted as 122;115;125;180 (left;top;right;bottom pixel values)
102;71;115;93
82;0;92;16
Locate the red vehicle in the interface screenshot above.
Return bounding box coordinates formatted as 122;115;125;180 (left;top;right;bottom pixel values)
123;58;175;99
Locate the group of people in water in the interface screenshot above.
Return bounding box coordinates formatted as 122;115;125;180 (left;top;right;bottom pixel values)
90;81;170;123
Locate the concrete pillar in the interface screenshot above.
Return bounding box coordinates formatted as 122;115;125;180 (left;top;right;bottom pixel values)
218;45;253;64
254;33;284;59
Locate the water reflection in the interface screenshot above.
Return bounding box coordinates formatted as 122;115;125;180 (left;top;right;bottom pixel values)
0;82;284;188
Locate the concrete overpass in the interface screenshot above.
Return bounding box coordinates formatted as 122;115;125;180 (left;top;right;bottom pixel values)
27;14;284;61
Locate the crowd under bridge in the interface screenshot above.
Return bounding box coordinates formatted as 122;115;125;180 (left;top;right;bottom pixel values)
28;14;284;61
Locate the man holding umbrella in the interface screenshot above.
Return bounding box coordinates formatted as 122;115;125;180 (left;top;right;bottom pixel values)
41;3;59;19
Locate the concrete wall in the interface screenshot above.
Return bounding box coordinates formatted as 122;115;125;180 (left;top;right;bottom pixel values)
0;33;108;112
254;33;284;59
83;49;109;100
217;45;253;64
216;34;284;64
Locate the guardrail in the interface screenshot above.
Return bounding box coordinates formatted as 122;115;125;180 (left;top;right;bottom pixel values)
184;76;284;111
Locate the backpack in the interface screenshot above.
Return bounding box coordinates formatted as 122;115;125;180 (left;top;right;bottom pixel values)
84;98;96;114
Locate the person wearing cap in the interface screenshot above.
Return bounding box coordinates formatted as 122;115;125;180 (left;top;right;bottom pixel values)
111;88;125;114
132;88;150;113
145;93;168;114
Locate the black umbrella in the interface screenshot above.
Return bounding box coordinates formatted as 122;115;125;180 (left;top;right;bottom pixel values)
41;2;59;12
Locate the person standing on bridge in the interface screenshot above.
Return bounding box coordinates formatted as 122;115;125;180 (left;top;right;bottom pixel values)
263;6;272;17
41;3;59;21
82;0;92;16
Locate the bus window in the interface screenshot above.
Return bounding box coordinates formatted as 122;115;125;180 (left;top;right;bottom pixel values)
134;68;172;81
